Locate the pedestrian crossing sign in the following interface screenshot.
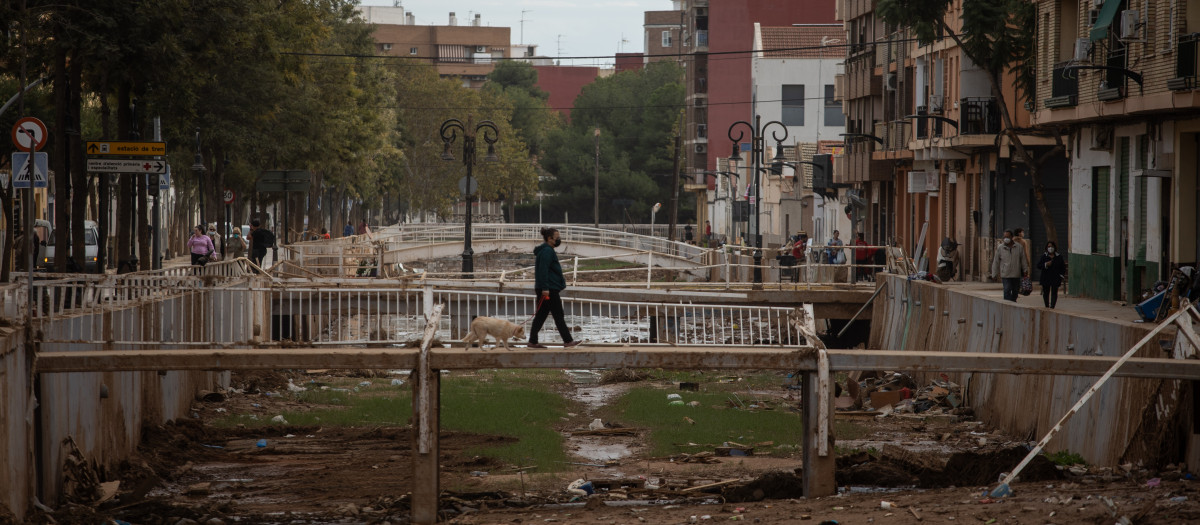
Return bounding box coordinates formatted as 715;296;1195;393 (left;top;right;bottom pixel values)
12;151;48;189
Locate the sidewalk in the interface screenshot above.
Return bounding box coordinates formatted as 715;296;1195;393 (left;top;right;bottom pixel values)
932;279;1146;328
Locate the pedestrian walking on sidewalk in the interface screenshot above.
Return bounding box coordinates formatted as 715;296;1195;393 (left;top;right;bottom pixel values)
1014;227;1032;269
249;219;273;270
1038;241;1066;308
188;225;215;266
230;227;247;260
528;227;580;349
990;230;1029;302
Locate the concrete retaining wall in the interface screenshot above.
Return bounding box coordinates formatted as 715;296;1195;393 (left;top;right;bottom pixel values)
0;327;33;520
0;289;241;515
870;274;1191;467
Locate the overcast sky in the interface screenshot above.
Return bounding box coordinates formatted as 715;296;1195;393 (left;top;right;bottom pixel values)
359;0;661;66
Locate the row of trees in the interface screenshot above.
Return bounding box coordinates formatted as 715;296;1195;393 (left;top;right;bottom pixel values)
0;0;689;281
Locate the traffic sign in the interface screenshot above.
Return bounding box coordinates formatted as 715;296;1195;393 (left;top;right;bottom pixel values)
86;158;168;174
12;151;49;189
257;170;311;192
223;189;236;204
85;141;166;157
159;166;171;191
458;176;478;197
12;117;48;151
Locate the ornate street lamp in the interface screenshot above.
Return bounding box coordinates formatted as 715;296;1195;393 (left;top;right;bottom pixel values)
728;116;788;284
440;116;499;277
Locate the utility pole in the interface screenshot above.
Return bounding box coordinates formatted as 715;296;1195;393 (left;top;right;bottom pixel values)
667;133;681;242
594;127;600;227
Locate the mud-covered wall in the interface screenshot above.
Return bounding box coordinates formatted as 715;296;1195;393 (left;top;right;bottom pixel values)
0;327;33;521
869;274;1191;467
34;291;239;506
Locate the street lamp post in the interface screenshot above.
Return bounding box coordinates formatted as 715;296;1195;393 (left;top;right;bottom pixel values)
727;115;788;284
440;116;499;278
190;127;207;233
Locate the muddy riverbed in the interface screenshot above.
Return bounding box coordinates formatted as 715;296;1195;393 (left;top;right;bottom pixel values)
23;369;1200;525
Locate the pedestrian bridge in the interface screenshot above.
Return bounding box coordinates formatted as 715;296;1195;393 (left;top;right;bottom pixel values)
279;223;895;285
282;224;708;277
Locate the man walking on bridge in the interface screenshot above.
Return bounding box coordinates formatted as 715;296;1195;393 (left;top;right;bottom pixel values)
528;227;581;348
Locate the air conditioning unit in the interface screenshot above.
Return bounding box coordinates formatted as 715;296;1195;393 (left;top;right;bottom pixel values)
1088;9;1100;26
694;98;706;107
1090;127;1113;151
1074;38;1092;61
884;73;898;91
475;46;487;53
1093;0;1104;7
695;144;706;154
1119;10;1139;39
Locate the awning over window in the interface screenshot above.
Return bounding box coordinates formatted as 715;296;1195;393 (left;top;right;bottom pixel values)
438;44;467;62
1089;0;1122;41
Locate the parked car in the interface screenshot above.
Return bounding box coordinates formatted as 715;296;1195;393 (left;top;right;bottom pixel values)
40;220;100;272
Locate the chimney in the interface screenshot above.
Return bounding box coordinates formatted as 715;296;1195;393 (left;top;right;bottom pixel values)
473;14;481;26
449;12;457;26
406;12;415;25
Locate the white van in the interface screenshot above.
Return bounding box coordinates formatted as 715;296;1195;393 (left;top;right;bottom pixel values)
40;220;100;272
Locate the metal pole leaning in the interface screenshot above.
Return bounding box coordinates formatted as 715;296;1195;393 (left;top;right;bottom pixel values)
991;304;1198;498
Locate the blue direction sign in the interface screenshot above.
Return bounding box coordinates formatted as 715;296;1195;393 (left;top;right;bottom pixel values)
11;151;48;189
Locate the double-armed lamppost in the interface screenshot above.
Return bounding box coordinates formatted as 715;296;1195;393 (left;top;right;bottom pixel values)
440;116;499;277
728;116;788;284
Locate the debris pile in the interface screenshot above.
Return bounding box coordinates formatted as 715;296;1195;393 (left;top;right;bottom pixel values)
838;372;970;417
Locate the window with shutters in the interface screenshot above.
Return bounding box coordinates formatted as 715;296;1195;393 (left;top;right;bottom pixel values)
1137;175;1147;259
823;84;844;127
1092;166;1110;254
782;85;805;126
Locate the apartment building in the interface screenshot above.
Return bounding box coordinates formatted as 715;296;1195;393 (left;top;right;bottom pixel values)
363;7;511;89
741;23;846;247
1033;0;1200;301
672;0;836;246
840;0;1064;281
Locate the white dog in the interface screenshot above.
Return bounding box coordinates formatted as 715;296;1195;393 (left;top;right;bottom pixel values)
461;316;526;351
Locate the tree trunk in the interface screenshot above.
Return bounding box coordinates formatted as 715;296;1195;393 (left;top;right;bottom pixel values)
70;54;88;272
935;18;1058;247
116;84;133;273
53;42;70;272
97;75;110;272
667;134;681;241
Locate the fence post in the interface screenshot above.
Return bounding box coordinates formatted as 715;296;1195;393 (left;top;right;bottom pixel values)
572;256;578;286
647;252;653;289
724;251;730;289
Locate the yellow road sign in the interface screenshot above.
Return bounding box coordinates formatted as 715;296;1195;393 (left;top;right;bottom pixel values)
86;141;166;157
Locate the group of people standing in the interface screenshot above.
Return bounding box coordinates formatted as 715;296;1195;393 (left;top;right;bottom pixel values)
187;220;273;268
987;227;1065;308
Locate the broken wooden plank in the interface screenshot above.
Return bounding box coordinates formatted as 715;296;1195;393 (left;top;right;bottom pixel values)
680;479;742;492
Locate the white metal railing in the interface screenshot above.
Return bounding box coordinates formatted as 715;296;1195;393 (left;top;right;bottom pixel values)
24;259;260;321
35;285;806;347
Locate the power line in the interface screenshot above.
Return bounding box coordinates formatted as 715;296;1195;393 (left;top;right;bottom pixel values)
281;37;916;63
379;95;840;112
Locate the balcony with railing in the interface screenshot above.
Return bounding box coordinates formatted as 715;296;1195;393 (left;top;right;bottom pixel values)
913;107;943;139
959;97;1000;135
1045;64;1078;108
1169;33;1200;91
